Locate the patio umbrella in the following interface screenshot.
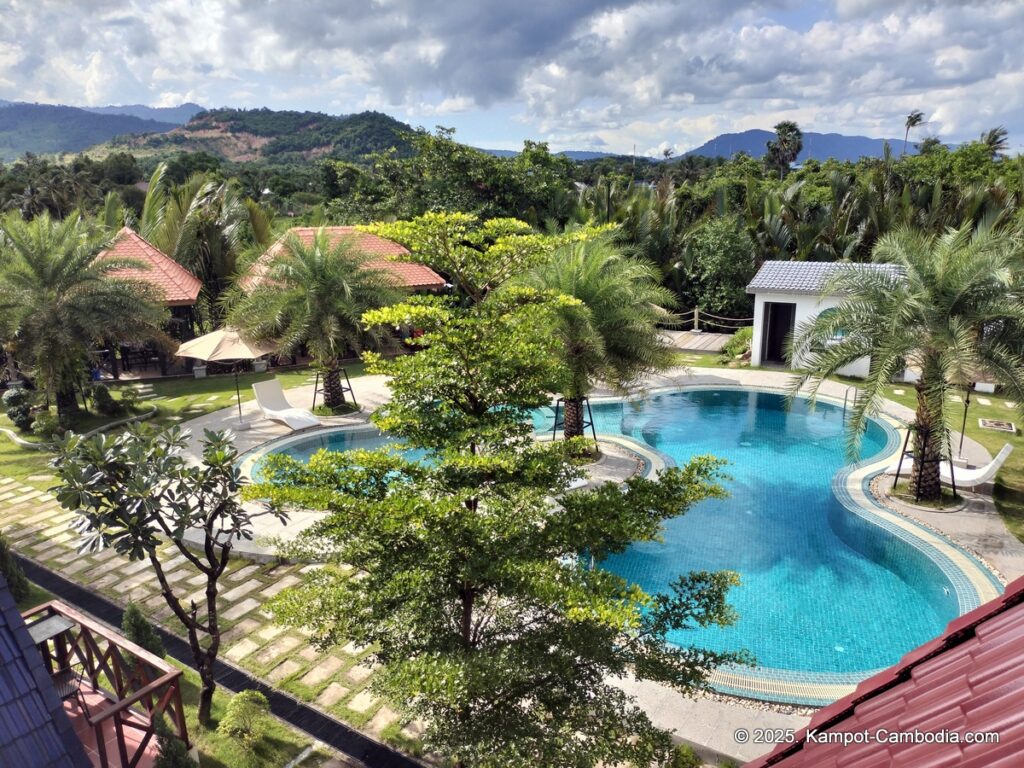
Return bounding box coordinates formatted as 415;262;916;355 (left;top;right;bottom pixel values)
176;328;275;430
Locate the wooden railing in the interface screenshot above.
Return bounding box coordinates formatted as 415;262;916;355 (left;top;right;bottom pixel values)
22;600;190;768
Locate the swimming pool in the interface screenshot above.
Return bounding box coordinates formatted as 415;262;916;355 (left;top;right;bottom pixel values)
536;389;962;677
241;387;1001;702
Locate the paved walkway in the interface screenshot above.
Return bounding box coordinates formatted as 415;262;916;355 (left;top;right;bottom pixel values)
664;330;735;353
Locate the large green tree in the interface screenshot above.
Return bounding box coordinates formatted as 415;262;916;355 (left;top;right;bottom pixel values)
791;222;1024;499
363;211;554;303
516;234;678;439
226;229;403;407
0;212;166;423
257;289;746;767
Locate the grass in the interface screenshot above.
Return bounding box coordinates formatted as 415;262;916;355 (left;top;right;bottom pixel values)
0;363;368;491
867;381;1024;543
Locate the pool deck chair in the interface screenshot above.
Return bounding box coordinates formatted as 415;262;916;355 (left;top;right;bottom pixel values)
252;379;321;430
941;444;1013;489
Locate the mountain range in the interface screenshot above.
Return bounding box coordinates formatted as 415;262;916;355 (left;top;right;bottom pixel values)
684;129;918;161
0;98;928;164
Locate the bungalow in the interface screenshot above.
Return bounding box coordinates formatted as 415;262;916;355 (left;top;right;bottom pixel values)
241;226;446;292
747;261;901;378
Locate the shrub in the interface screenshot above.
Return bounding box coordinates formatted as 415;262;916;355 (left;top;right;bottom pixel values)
119;387;140;410
121;602;165;659
153;719;197;768
6;403;34;431
217;689;270;746
720;326;753;362
2;386;32;409
671;744;703;768
91;383;124;417
31;409;60;440
0;530;30;603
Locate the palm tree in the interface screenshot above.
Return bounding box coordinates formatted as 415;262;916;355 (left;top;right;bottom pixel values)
226;229;403;408
790;222;1024;500
0;213;167;424
765;121;803;179
516;233;678;440
903;110;925;156
140;164;274;326
980;126;1010;159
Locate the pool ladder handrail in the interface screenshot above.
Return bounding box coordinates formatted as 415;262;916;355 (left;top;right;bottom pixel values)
842;385;858;420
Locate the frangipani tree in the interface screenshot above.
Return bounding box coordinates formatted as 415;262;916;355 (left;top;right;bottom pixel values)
791;222;1024;499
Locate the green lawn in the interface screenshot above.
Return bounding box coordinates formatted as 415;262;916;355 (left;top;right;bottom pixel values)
0;364;367;490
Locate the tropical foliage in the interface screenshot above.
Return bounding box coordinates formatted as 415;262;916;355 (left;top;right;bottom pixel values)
516;233;678;438
253;288;747;767
791;222;1024;499
0;212;166;423
226;229;403;407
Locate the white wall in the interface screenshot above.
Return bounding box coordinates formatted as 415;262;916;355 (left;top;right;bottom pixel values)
750;291;870;378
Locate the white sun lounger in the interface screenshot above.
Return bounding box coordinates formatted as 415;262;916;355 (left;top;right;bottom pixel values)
252;379;321;430
941;444;1013;489
887;443;1012;489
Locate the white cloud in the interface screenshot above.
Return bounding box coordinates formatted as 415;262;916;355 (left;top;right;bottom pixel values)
0;0;1019;153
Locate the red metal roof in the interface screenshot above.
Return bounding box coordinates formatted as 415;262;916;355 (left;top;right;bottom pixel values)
99;227;202;307
745;575;1024;768
241;226;445;291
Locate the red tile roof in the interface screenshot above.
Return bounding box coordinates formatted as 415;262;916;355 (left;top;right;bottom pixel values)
98;227;202;307
745;575;1024;768
241;226;446;291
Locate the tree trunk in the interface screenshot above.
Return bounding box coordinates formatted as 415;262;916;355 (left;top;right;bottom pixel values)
197;661;216;725
55;384;80;425
910;385;943;501
562;397;585;440
323;366;346;408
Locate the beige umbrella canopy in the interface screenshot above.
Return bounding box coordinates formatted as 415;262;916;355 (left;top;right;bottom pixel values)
176;328;276;428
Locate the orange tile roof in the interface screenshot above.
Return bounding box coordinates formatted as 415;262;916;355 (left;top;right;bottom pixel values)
241;226;446;291
745;575;1024;768
99;227;202;307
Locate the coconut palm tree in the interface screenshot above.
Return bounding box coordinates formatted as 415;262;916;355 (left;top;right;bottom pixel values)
226;229;403;408
903;110;925;156
516;233;678;440
981;126;1010;159
790;222;1024;500
0;212;167;424
140;164;274;326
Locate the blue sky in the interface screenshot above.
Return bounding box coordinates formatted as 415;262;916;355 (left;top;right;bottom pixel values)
1;0;1022;156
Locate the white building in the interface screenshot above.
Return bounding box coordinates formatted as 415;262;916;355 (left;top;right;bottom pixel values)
746;261;901;378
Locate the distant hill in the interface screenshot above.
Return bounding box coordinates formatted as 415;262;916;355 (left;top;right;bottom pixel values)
81;102;204;125
102;107;414;162
0;102;177;161
685;129;915;162
479;148;621;160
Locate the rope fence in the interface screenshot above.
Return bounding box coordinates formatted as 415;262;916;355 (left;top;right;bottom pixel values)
670;308;755;332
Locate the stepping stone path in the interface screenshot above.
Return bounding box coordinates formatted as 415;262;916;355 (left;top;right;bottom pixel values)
892;388;905;395
977;397;992;406
950;395;963;403
0;475;404;748
1006;402;1017;409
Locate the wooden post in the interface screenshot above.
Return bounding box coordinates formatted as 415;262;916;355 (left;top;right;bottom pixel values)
694;307;700;332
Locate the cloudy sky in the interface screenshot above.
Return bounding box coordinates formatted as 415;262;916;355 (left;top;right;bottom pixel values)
2;0;1022;155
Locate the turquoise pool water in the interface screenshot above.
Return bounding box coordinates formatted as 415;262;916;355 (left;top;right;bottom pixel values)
253;389;962;677
250;429;428;481
535;389;960;675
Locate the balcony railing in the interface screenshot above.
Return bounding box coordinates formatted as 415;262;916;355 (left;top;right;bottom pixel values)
22;600;190;768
